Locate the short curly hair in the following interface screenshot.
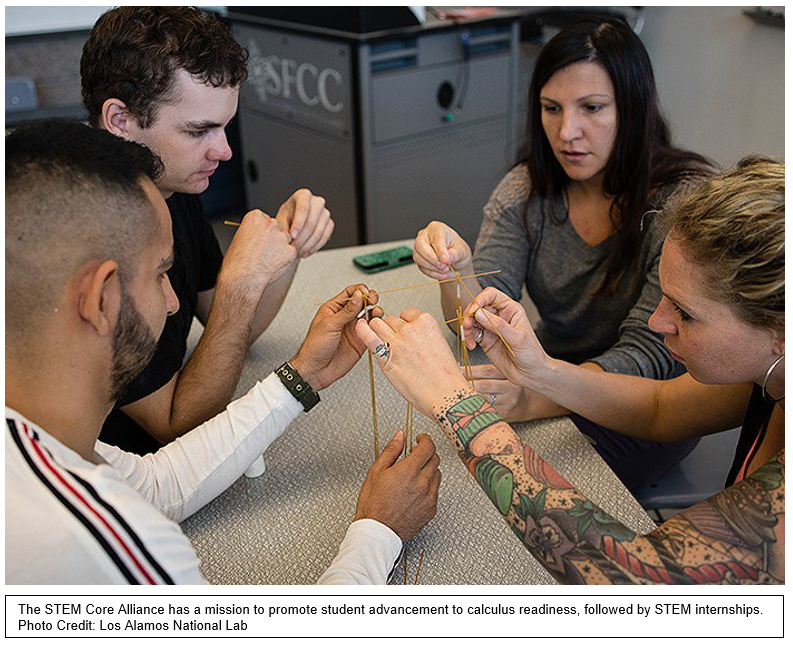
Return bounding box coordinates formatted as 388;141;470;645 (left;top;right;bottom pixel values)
666;156;784;330
81;6;248;128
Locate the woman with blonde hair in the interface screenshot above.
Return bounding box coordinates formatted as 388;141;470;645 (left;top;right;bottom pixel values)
360;157;784;583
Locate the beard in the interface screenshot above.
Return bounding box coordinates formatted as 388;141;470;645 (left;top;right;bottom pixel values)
109;284;159;404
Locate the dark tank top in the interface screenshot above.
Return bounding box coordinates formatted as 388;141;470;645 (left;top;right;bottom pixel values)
726;385;777;486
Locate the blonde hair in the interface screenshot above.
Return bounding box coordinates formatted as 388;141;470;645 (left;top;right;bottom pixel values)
667;156;784;329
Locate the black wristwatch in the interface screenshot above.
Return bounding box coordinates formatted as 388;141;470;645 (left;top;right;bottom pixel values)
275;361;321;412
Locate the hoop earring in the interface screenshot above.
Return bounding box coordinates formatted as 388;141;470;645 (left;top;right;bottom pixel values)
761;354;785;403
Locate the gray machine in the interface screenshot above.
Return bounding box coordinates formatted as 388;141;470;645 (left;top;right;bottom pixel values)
229;9;522;247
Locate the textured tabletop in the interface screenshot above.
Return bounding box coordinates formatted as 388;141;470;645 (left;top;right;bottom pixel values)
181;241;656;585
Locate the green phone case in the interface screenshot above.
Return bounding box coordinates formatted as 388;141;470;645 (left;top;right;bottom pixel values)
352;245;414;274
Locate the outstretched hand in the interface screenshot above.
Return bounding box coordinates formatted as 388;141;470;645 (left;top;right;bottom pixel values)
290;284;382;391
355;308;474;419
461;287;549;387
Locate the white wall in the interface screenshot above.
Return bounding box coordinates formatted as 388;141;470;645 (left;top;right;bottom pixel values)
4;6;227;35
5;7;114;35
640;6;784;166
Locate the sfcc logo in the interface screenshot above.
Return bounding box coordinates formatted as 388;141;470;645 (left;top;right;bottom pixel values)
247;40;344;113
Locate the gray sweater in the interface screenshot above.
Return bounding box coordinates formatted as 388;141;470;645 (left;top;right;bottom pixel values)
473;164;678;378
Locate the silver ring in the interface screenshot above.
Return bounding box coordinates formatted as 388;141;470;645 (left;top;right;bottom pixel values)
489;393;496;406
374;342;390;359
475;328;484;344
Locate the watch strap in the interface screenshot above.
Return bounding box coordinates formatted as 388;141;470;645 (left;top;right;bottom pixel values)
275;362;320;412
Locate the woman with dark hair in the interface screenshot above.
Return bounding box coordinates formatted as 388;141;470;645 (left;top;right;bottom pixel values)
413;17;713;490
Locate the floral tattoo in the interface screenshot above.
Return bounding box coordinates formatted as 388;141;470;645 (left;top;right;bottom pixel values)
442;393;784;585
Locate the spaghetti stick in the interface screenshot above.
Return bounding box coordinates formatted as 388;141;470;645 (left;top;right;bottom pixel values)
409;404;414;454
368;350;379;460
404;406;408;459
457;308;463;365
462;338;474;382
402;405;424;585
460;322;473;381
223;220;240;227
409;403;414;452
324;270;502;306
449;264;515;358
413;549;426;585
453;271;476;382
455;280;463;364
442;299;511;326
364;294;380;460
403;401;414;455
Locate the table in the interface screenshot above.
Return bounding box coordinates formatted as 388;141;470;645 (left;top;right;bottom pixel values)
181;241;656;585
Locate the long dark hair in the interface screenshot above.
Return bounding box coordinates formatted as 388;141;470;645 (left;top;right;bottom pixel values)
525;17;713;294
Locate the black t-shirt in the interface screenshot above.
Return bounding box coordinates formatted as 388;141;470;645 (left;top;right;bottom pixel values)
99;193;224;454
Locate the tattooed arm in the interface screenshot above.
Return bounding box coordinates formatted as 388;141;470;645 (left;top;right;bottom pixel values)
442;392;784;584
355;309;784;584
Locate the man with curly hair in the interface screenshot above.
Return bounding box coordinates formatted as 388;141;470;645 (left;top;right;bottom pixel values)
81;7;335;454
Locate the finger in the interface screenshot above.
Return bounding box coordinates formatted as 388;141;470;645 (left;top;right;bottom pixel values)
291;218;314;252
472;307;524;349
464;287;520;320
304;217;334;256
470;378;508;395
368;316;399;344
462;289;523;347
237;209;270;232
411;244;435;268
446;245;470;268
382;314;407;331
419;451;441;476
373;429;405;470
462;318;485;351
298;209;331;256
411;233;450;279
287;190;313;239
471;324;486;345
463;286;506;312
426;224;454;268
414;263;450;281
304;208;333;250
398;308;424;322
244;208;269;220
469;364;507;380
429;468;442;498
412;259;448;281
363;289;379;306
355;318;385;352
413;228;441;265
405;433;437;469
325;284;371;313
399;310;442;339
340;291;367;320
